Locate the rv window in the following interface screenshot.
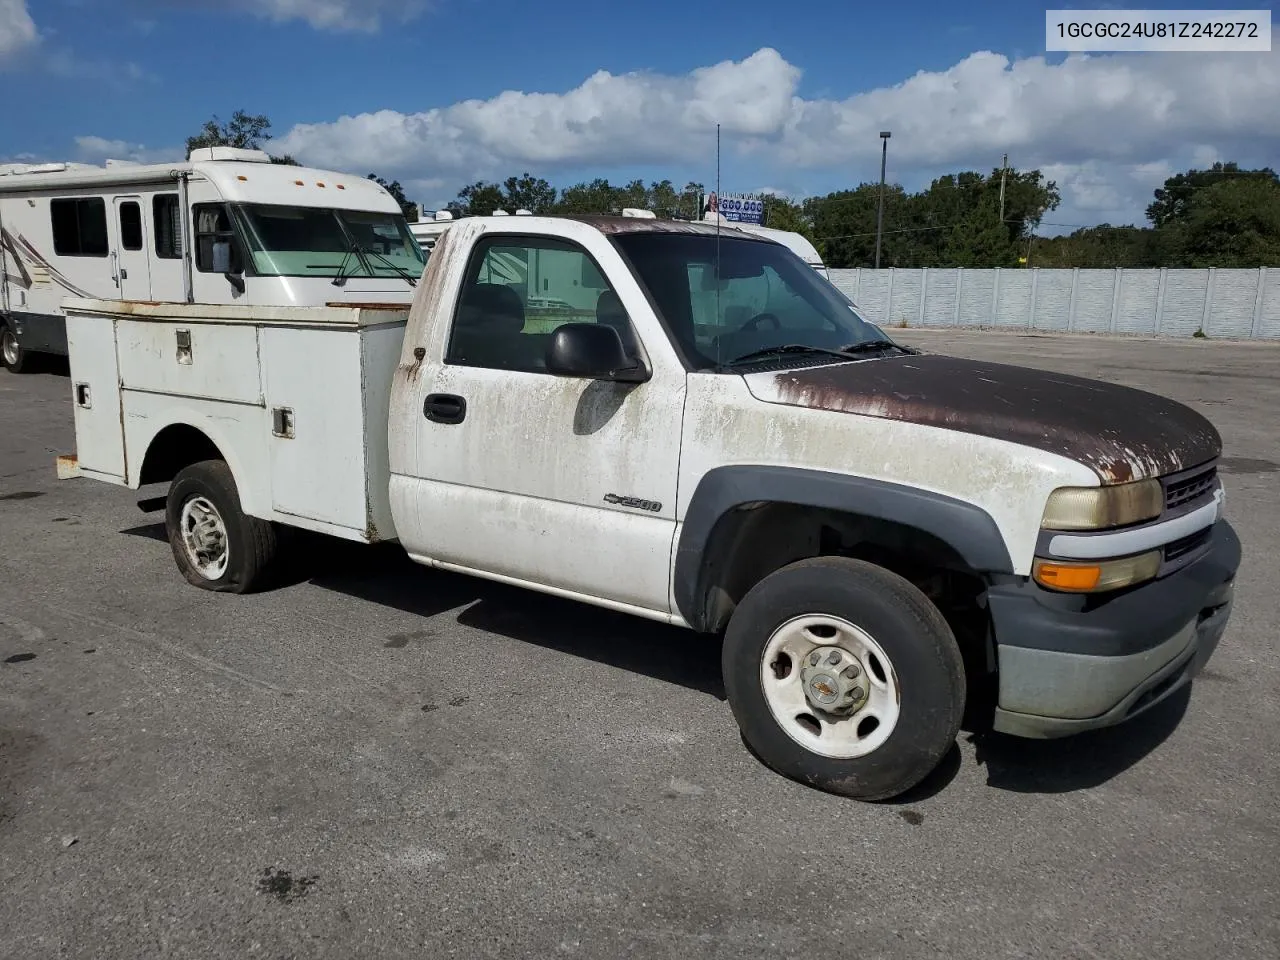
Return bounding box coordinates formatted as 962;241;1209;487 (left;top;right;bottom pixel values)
154;195;181;259
119;202;143;251
50;198;109;257
193;203;243;274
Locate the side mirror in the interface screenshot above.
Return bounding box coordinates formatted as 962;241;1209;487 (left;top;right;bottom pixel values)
545;323;647;383
212;240;246;294
211;240;233;274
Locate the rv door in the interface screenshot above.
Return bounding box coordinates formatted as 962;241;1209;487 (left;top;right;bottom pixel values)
112;197;153;300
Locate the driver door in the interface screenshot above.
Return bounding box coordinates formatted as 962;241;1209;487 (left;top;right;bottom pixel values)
399;230;686;617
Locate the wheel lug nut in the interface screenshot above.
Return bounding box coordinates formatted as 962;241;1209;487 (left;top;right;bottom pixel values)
843;664;860;679
826;651;841;666
850;686;864;700
809;652;820;666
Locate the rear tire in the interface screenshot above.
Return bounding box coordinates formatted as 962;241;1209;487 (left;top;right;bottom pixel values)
165;459;278;593
1;323;28;373
722;556;965;801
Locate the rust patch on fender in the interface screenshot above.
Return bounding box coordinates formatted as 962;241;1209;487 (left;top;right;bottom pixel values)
766;355;1221;482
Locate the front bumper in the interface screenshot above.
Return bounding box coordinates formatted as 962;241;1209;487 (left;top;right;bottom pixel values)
987;520;1240;738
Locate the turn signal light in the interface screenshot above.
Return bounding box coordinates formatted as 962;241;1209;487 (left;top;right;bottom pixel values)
1034;562;1101;591
1033;550;1161;593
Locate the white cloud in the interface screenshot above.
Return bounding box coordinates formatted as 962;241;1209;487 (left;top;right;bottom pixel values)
777;50;1280;171
277;48;800;173
230;0;429;33
0;0;38;64
74;136;180;165
277;46;1278;226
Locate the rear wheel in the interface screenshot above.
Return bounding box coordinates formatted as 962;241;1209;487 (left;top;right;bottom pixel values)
1;323;28;373
165;459;278;593
722;556;965;801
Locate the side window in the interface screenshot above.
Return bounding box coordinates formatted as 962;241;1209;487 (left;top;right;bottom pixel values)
50;198;108;257
153;194;182;259
119;201;143;251
445;236;631;374
193;203;242;274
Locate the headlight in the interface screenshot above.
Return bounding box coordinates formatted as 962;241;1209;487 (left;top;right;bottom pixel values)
1040;479;1162;531
1033;550;1162;593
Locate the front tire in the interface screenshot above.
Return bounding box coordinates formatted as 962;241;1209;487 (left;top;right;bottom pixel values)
1;323;29;373
722;556;965;801
165;460;278;593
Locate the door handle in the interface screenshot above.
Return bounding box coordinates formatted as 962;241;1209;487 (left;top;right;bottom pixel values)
424;393;466;424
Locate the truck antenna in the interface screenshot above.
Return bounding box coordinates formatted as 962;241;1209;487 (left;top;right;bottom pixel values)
715;122;721;364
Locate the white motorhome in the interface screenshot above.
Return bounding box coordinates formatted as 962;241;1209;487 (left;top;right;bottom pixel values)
0;147;425;371
408;210;459;251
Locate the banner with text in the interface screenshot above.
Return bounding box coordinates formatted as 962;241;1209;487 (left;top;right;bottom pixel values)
702;192;765;225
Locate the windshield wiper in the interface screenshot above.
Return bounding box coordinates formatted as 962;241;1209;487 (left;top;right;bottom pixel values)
724;344;859;367
330;243;356;287
354;242;417;287
840;339;919;355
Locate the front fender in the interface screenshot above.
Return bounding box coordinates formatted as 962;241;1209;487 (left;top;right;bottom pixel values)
673;465;1014;631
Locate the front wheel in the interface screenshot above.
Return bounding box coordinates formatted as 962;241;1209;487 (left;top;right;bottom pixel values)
722;556;965;801
165;460;278;593
1;323;28;373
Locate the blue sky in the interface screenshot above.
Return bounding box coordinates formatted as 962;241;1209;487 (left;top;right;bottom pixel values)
2;0;1277;230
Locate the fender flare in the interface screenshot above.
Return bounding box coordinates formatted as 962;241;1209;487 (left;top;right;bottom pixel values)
130;412;265;518
673;465;1014;631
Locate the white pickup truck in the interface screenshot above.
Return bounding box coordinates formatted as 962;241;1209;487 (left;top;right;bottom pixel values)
59;214;1240;800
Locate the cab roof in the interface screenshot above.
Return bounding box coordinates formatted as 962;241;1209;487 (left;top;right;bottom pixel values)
566;214;776;242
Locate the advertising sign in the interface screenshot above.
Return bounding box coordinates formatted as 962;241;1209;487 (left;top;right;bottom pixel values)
702;192;765;225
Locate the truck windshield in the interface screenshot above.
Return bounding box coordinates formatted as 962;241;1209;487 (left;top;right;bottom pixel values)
611;232;887;370
231;204;426;280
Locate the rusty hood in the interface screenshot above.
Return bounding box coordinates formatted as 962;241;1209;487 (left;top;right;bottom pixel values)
745;354;1221;482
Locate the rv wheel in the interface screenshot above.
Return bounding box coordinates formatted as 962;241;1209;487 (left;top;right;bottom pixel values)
1;323;28;373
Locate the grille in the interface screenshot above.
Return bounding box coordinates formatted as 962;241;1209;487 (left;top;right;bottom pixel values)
1165;467;1217;511
1165;528;1212;563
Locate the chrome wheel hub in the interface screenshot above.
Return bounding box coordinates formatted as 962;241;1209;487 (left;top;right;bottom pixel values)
760;614;902;759
799;645;868;715
179;496;229;580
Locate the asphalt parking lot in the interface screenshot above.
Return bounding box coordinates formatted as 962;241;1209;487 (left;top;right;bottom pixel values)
2;329;1278;960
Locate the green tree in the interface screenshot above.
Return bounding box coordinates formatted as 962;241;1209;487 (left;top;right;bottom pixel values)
1176;177;1280;266
804;184;901;268
501;173;557;213
616;179;649;211
762;195;812;238
186;110;298;165
454;180;506;215
646;180;684;218
367;174;418;220
555;178;620;214
680;181;706;219
1147;162;1279;228
1032;225;1156;268
943;196;1017;267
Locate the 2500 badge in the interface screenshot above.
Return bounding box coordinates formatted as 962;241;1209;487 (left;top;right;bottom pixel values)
603;493;663;513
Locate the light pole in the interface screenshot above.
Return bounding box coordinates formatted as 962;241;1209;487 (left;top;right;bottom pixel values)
875;131;891;269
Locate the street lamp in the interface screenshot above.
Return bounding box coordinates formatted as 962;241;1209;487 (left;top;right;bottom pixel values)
875;131;891;269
